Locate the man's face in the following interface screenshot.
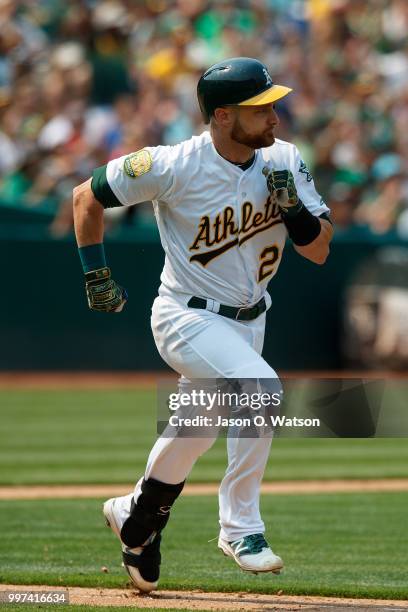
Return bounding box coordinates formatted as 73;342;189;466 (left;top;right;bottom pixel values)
229;104;279;148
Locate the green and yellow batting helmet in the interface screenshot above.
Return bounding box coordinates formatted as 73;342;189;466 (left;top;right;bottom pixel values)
197;57;292;124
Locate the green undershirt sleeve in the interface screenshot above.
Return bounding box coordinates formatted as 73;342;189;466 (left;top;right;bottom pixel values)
91;164;123;209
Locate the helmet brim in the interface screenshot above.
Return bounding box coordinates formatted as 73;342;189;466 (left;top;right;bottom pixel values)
238;84;292;106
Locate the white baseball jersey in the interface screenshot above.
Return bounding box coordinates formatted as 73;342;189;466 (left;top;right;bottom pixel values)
92;131;329;306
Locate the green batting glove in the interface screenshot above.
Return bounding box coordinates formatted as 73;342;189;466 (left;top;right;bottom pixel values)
262;168;300;214
85;267;128;313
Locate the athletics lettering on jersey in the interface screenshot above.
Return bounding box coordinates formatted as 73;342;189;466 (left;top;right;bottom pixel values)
189;207;238;251
189;196;282;267
239;198;281;246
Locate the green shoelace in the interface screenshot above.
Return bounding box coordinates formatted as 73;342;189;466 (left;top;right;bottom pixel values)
233;533;268;555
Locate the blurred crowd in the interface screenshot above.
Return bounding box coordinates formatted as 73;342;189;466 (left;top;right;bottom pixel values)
1;0;408;237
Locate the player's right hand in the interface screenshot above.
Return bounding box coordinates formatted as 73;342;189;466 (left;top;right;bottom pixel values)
85;267;128;313
262;168;299;213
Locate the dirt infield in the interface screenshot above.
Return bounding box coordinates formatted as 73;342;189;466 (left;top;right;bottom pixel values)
0;372;176;389
1;479;408;500
1;585;407;610
0;370;407;389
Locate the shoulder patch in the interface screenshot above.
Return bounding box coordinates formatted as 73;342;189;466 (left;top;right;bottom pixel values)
124;149;152;178
299;159;313;182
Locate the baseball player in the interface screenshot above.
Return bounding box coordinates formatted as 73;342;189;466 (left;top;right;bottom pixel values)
73;57;333;593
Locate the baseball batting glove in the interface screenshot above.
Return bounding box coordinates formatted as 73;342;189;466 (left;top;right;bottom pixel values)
262;168;300;214
85;267;128;313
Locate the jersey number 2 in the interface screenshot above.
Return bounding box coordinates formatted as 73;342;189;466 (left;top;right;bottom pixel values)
258;245;280;282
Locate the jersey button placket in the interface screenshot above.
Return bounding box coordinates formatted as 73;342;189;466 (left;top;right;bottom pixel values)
237;173;254;305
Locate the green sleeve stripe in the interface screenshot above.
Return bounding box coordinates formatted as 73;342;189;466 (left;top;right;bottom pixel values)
91;164;123;209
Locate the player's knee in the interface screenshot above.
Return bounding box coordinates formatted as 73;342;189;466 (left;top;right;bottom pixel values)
228;359;278;379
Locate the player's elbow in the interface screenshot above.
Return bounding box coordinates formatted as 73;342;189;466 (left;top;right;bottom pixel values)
73;178;99;213
73;181;86;210
309;245;330;265
295;241;330;265
306;222;333;264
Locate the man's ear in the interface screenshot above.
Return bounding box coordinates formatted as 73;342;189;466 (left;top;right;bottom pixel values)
213;107;234;126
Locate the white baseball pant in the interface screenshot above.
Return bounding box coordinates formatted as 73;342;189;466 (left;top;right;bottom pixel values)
135;290;278;541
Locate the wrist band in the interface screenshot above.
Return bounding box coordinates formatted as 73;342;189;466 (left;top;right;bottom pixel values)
281;203;321;246
78;243;107;273
280;199;303;217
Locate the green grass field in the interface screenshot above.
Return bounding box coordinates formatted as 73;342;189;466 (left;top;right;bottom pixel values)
0;493;407;599
1;389;408;485
1;387;408;602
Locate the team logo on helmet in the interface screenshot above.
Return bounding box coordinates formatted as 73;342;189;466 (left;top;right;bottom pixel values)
262;68;273;87
124;149;152;178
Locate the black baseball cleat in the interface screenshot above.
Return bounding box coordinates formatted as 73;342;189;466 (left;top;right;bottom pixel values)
103;496;161;593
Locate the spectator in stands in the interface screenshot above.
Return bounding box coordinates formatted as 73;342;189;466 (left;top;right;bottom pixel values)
0;0;407;237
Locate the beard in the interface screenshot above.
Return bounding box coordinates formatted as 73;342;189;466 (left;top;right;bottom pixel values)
230;116;275;149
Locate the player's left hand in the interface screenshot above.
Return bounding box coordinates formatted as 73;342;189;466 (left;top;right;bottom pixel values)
262;168;299;213
85;267;128;313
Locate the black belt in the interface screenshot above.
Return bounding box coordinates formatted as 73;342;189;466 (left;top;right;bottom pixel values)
187;296;267;321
